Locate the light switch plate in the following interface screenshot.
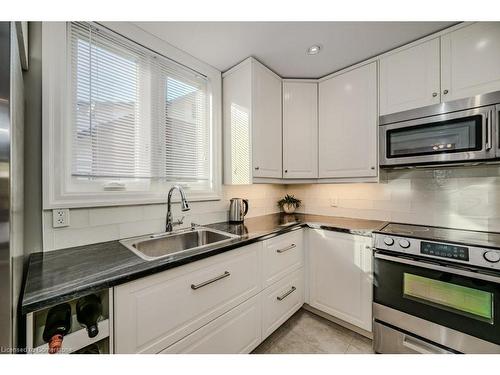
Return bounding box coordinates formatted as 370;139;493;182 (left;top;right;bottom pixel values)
53;209;70;228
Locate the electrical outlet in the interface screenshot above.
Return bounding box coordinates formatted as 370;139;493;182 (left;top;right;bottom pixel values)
330;197;339;207
53;209;70;228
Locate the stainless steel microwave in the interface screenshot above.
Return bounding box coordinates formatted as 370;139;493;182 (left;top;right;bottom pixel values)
379;91;500;168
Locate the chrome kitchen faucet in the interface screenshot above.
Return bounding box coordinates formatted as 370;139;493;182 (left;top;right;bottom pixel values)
165;185;191;232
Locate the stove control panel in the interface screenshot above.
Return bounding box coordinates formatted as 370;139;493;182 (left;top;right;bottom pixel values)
373;233;500;271
420;241;469;261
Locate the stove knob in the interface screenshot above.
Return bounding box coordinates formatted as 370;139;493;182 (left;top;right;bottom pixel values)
483;251;500;263
383;237;394;246
399;239;411;249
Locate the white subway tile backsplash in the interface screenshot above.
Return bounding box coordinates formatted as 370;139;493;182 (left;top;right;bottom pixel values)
295;166;500;232
119;219;164;239
68;209;90;228
53;224;120;249
43;184;287;251
42;165;500;251
89;206;144;226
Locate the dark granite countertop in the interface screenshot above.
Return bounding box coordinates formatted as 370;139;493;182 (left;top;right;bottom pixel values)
21;213;385;315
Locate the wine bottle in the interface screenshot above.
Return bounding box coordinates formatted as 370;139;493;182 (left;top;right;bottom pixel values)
42;303;72;354
76;294;102;338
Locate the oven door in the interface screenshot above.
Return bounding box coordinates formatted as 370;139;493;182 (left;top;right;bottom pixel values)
380;106;496;167
373;251;500;347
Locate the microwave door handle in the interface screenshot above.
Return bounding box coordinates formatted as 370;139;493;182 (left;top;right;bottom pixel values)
485;110;492;150
374;252;500;284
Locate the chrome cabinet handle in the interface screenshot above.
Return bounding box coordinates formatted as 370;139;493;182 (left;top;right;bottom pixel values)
277;286;296;301
432;92;438;97
254;166;260;170
191;271;230;290
276;244;296;253
443;89;449;95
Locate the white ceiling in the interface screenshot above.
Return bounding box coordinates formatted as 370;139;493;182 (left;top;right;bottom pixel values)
134;22;456;78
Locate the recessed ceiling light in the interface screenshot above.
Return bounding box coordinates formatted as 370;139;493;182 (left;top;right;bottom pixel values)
307;45;322;55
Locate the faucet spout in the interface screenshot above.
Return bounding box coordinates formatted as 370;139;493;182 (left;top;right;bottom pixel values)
166;185;191;232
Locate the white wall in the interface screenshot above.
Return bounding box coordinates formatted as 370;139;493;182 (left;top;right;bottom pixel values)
287;165;500;232
43;184;286;251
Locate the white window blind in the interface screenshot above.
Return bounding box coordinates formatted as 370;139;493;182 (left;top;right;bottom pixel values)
70;22;212;192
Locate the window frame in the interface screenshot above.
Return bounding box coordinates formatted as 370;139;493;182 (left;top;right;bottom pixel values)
42;22;222;209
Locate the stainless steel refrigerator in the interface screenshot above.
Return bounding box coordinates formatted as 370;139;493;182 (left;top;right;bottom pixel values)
0;21;25;353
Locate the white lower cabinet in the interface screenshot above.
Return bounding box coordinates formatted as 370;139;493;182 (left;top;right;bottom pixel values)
114;243;262;353
261;267;304;340
160;294;262;354
114;227;372;353
307;229;373;332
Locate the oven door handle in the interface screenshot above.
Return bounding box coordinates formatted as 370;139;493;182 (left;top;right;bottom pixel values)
374;252;500;284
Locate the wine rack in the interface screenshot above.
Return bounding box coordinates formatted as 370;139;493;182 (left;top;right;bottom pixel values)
25;288;113;354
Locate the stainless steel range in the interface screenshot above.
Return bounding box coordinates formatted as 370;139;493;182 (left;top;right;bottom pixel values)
372;223;500;354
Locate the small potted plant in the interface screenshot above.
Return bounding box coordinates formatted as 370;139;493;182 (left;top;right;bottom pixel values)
277;194;302;214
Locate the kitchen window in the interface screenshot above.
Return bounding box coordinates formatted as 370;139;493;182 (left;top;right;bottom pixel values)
43;22;222;208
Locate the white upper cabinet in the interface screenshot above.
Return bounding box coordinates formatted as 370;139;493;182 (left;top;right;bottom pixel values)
222;58;282;182
223;60;253;184
252;61;283;178
441;22;500;102
380;23;500;115
379;38;441;115
318;62;378;179
282;81;318;179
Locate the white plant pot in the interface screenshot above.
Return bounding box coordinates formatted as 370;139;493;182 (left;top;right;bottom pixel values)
283;204;296;214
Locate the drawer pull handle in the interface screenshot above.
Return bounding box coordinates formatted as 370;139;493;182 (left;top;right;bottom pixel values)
277;244;296;253
277;286;296;301
191;271;231;290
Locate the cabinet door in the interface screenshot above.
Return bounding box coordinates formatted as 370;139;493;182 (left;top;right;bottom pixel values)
441;22;500;102
252;61;283;178
283;81;318;178
161;294;262;354
114;243;262;353
379;38;441;115
222;60;253;185
318;63;378;178
308;230;373;332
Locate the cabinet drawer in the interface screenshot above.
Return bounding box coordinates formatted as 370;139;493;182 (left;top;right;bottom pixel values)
262;267;304;340
262;230;304;287
161;294;262;354
114;243;262;353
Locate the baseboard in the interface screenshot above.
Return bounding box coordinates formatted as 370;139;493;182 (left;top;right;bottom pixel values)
302;303;373;340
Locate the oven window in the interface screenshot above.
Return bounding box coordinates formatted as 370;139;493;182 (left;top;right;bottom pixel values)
387;115;482;158
403;273;493;323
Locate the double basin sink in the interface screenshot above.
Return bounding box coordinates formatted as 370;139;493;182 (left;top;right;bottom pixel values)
120;227;239;261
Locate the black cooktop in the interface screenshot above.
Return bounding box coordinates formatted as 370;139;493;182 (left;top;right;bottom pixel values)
378;223;500;249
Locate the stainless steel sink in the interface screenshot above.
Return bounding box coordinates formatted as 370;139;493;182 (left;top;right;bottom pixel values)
120;227;239;261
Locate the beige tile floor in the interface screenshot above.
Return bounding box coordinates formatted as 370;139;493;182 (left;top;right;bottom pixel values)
252;309;374;354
